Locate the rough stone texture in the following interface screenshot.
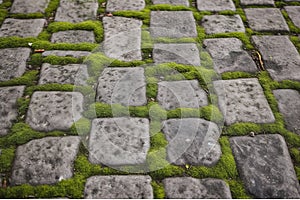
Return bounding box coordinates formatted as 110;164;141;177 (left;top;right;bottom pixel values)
0;18;45;38
42;50;91;58
157;80;208;110
162;118;221;166
213;78;275;125
0;86;25;136
197;0;236;11
273;89;300;135
0;48;31;81
106;0;145;12
84;175;153;198
285;6;300;28
150;11;197;38
204;38;257;74
11;136;81;186
202;15;245;34
51;30;95;44
230;134;300;198
163;177;232;199
252;35;300;81
10;0;50;13
153;43;201;66
103;17;142;61
240;0;274;5
39;63;88;85
55;0;98;23
88;118;150;165
96;67;147;106
0;0;2;4
152;0;189;6
245;8;289;32
26;92;83;132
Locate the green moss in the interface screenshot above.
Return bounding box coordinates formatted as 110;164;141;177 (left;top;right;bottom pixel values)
112;9;150;25
0;9;8;25
282;10;300;34
45;0;60;18
74;155;101;177
0;71;38;87
29;54;43;68
290;148;300;164
151;181;165;199
25;83;74;96
222;122;262;136
222;72;256;80
150;132;168;149
0;37;38;49
17;97;31;120
148;103;167;121
129;106;149;117
227;180;252;199
146;77;158;98
70;118;91;136
8;13;44;19
32;41;97;51
200;51;214;69
43;56;84;65
0;147;15;174
295;166;300;180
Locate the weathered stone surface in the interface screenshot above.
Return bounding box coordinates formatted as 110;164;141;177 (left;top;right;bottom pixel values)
204;38;257;74
88;118;150;165
26;92;83;132
106;0;145;12
197;0;235;11
39;63;88;85
153;43;201;66
11;136;81;186
0;18;45;38
240;0;274;5
162;118;221;166
42;50;91;58
10;0;50;13
0;86;25;136
202;15;245;34
152;0;189;6
96;67;147;106
163;177;232;199
55;0;98;23
252;35;300;81
150;11;197;38
285;6;300;28
245;8;289;32
51;30;95;44
103;17;142;61
273;89;300;134
84;175;153;198
213;78;275;125
0;0;2;4
157;80;208;110
0;48;31;81
230;134;300;198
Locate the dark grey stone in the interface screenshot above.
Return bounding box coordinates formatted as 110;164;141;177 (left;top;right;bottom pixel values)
240;0;274;5
152;0;189;6
106;0;145;12
230;134;300;198
10;0;50;13
42;50;91;58
285;6;300;28
51;30;95;44
202;15;245;34
197;0;236;11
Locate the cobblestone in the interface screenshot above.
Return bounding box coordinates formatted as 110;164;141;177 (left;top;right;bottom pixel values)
42;50;91;58
285;6;300;28
152;0;189;6
106;0;145;12
240;0;274;5
10;0;50;13
197;0;236;11
51;30;95;44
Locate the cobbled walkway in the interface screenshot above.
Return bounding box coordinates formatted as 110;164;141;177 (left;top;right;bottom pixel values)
0;0;300;199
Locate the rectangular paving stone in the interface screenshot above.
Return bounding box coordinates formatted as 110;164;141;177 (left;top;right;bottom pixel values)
106;0;145;12
285;6;300;28
197;0;236;11
204;38;257;74
240;0;274;5
230;134;300;198
252;35;300;81
103;17;142;61
152;0;189;6
10;0;50;13
150;11;197;38
42;50;91;58
213;78;275;125
51;30;95;44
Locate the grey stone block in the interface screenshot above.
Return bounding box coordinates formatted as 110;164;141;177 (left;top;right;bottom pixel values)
197;0;236;11
240;0;274;5
285;6;300;28
51;30;95;44
202;15;245;34
152;0;189;6
106;0;145;12
10;0;50;13
42;50;91;58
230;134;300;198
11;136;81;185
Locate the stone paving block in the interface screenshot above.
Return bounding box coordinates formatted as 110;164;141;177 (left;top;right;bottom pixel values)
197;0;236;11
0;0;2;4
162;118;221;166
150;11;197;38
201;15;245;34
55;0;98;23
163;177;232;199
0;48;31;81
51;30;95;44
26;92;83;132
96;67;147;106
106;0;145;12
0;18;45;38
153;43;201;66
204;38;257;74
213;78;275;125
10;0;50;13
273;89;300;135
252;35;300;81
88;118;150;165
157;80;208;110
152;0;189;6
11;136;81;185
230;134;300;198
39;63;88;85
285;0;300;1
285;6;300;28
84;175;153;198
42;50;91;58
0;86;25;136
240;0;274;5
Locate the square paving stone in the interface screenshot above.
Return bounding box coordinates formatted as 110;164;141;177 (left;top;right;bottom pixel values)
106;0;145;12
10;0;50;13
201;15;245;34
157;80;208;110
285;6;300;28
252;35;300;81
96;67;147;106
0;48;31;81
230;134;300;198
88;118;150;165
163;177;232;199
162;118;221;166
204;38;257;74
240;0;274;5
26;92;83;132
197;0;236;11
150;11;197;38
0;18;45;38
11;136;81;186
42;50;91;58
213;78;275;125
51;30;95;44
0;86;25;136
84;175;153;198
152;0;189;6
245;8;289;32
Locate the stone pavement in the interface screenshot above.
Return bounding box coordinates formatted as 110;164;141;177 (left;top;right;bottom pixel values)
0;0;300;199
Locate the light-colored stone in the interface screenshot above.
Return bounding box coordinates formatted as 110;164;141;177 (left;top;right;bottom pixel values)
42;50;91;58
240;0;274;5
285;6;300;28
51;30;95;44
152;0;189;6
10;0;50;13
106;0;145;12
197;0;236;11
202;15;245;34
